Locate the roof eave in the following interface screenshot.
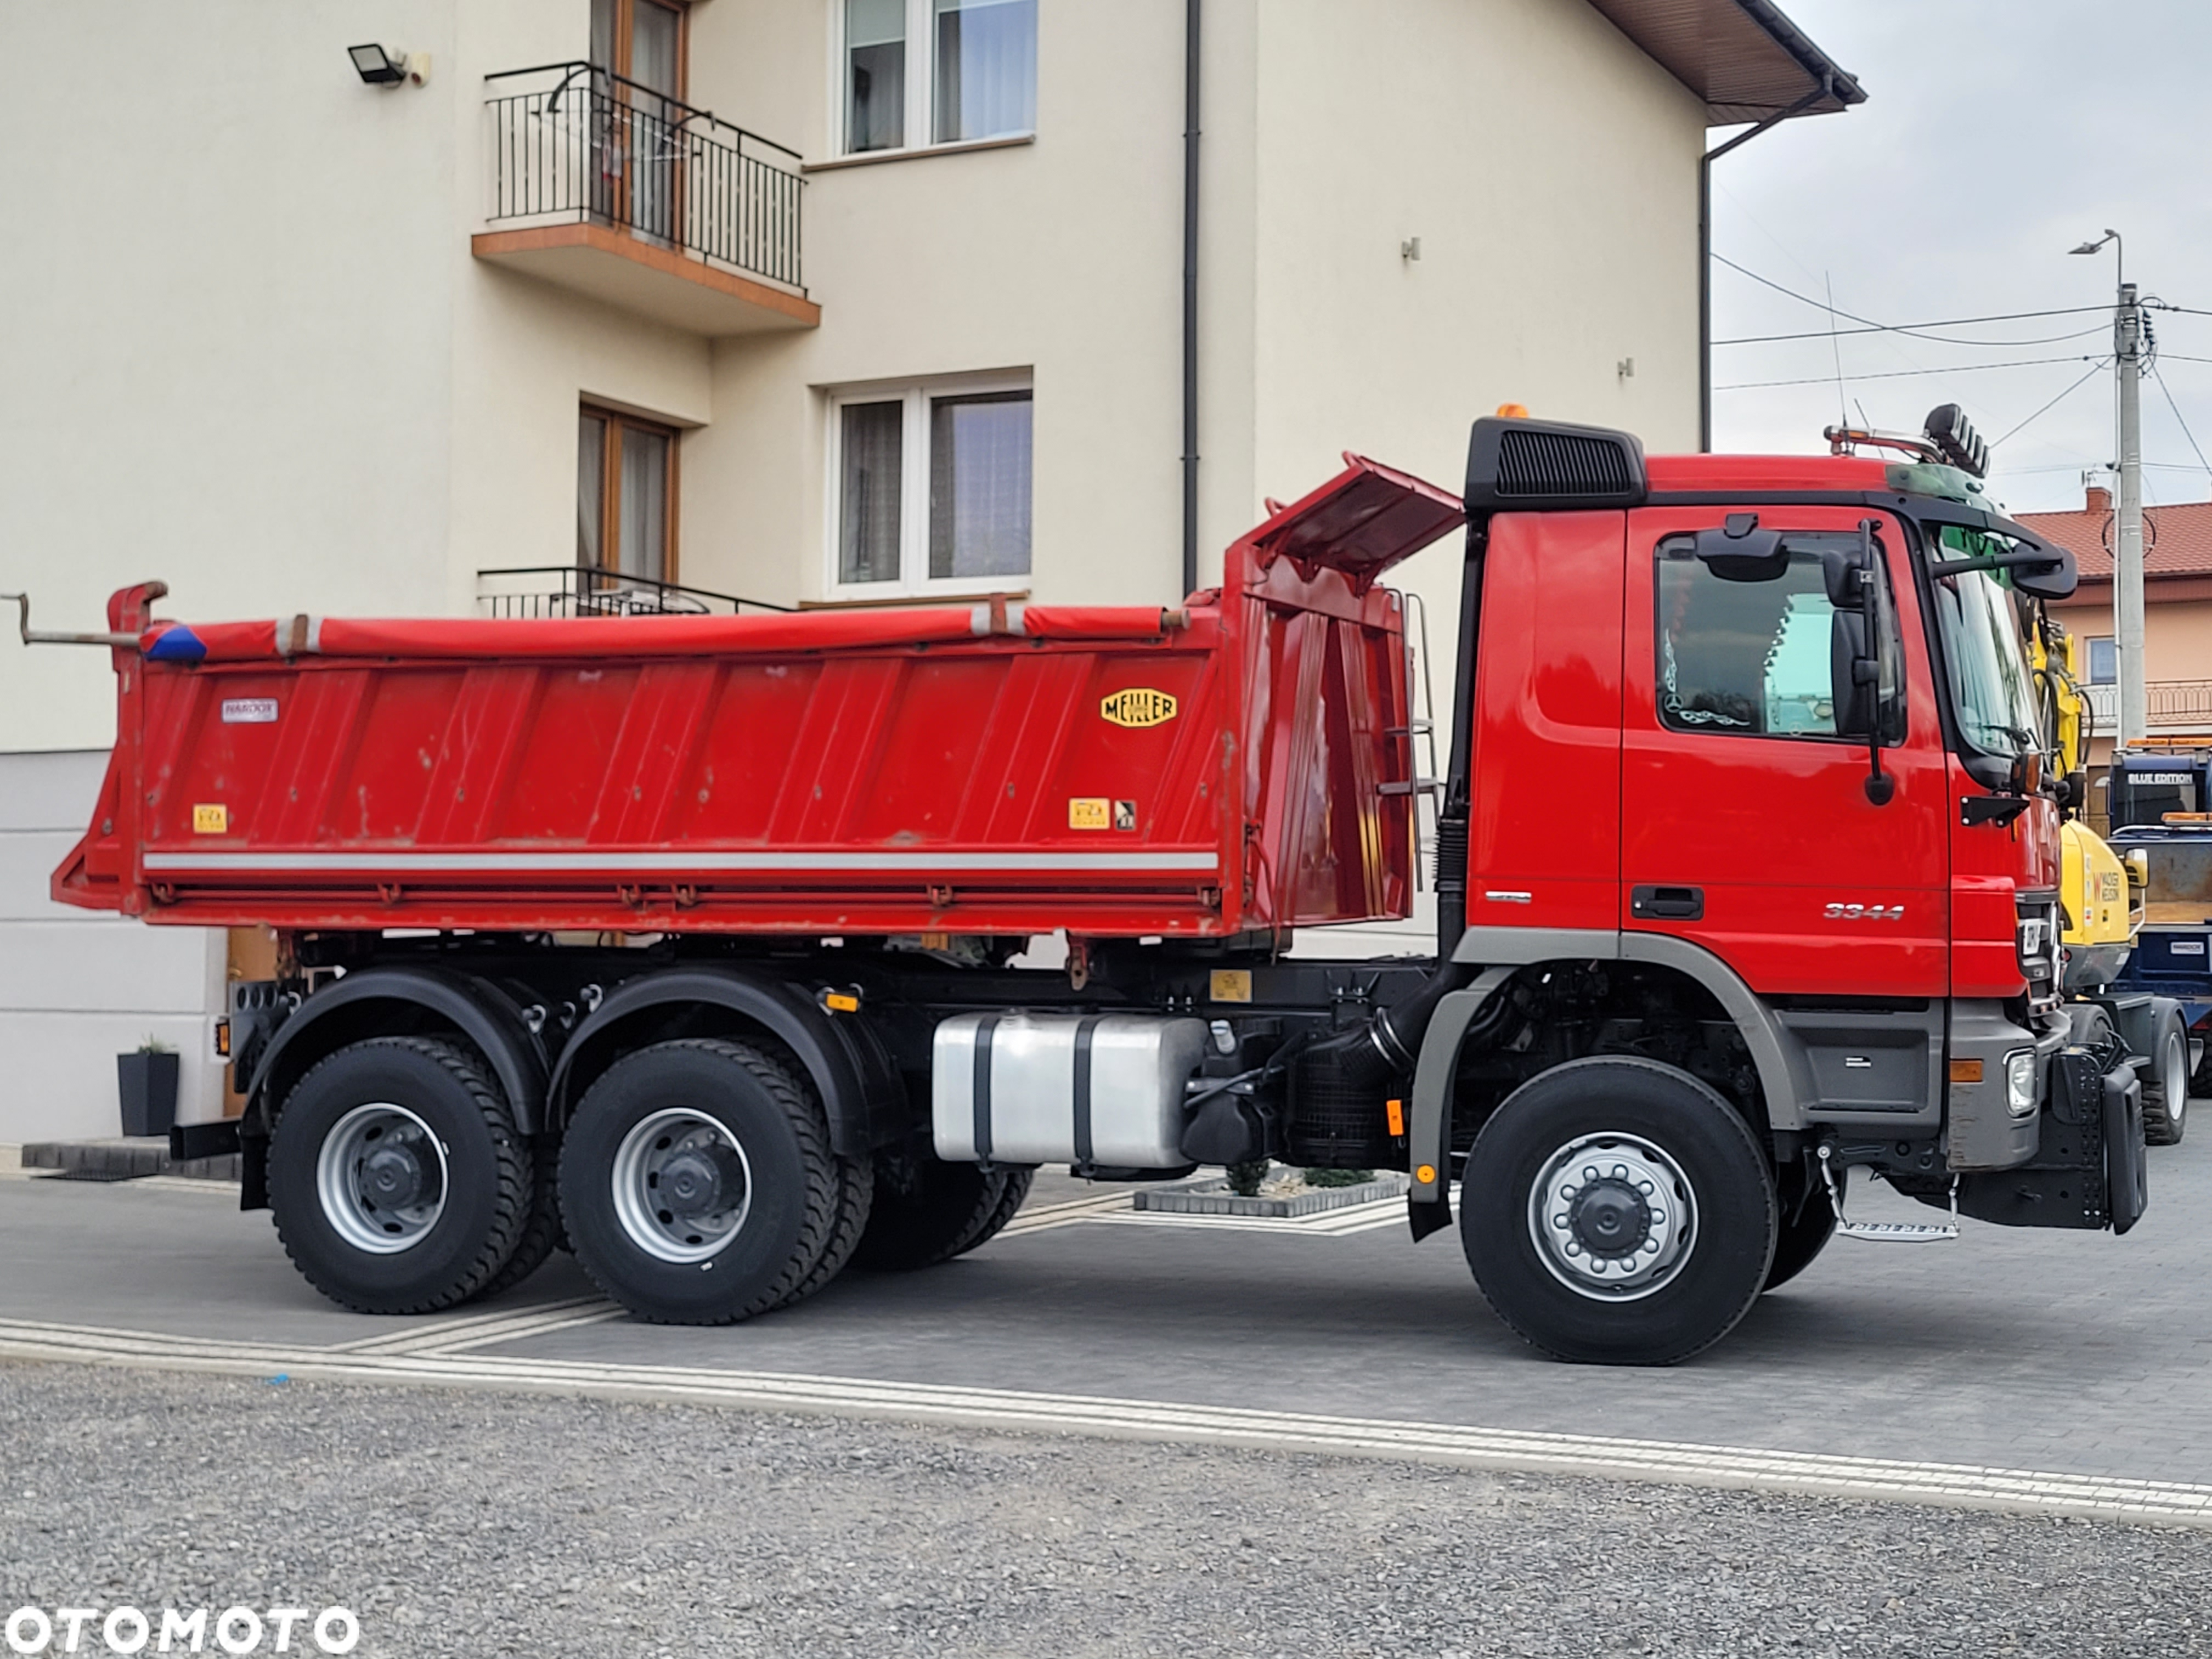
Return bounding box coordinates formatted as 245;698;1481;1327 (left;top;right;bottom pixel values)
1585;0;1866;126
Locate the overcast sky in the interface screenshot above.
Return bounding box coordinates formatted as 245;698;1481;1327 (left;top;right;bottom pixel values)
1709;0;2212;514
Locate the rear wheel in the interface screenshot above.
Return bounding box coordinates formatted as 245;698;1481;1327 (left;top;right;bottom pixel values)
558;1039;851;1324
473;1146;565;1299
850;1155;1035;1272
2143;1007;2191;1146
1460;1057;1776;1365
269;1036;534;1314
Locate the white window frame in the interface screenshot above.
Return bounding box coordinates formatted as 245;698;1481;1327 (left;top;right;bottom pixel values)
834;0;1037;157
824;371;1035;600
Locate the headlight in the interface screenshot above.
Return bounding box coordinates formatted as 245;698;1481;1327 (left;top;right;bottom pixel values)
2004;1049;2038;1117
2015;897;2061;994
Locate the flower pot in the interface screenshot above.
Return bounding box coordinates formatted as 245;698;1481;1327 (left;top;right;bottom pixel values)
117;1051;180;1138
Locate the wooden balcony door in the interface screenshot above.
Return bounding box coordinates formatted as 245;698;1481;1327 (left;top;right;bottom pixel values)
589;0;687;245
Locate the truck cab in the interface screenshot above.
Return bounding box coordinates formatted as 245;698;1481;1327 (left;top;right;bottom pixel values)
1404;417;2146;1360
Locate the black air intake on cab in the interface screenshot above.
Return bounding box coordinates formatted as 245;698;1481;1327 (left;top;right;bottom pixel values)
1464;416;1647;512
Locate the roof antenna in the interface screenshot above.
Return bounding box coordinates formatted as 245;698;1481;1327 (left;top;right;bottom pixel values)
1826;272;1850;430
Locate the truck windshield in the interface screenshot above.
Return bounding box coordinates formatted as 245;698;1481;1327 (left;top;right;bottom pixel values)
1926;527;2044;759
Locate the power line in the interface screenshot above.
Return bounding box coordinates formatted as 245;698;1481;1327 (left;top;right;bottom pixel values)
1712;255;2113;346
1716;354;2101;392
1993;359;2112;448
1717;320;2107;348
2151;363;2212;477
1999;461;2208;475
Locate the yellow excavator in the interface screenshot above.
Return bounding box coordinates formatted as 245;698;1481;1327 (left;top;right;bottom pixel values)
1823;406;2192;1142
2025;608;2193;1143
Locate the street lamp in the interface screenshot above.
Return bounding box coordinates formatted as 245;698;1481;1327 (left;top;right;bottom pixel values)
2070;228;2123;291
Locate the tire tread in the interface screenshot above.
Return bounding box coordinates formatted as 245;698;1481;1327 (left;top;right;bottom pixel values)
565;1037;843;1325
272;1035;532;1316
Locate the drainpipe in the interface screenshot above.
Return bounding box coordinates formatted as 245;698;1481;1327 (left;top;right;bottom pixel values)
1699;76;1832;452
1181;0;1201;598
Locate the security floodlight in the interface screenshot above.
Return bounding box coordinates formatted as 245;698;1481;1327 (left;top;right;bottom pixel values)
349;43;407;85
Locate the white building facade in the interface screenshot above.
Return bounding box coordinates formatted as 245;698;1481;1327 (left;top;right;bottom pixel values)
0;0;1853;1141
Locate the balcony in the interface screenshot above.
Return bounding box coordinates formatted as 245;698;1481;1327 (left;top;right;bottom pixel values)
476;567;793;619
473;63;819;336
2081;680;2212;736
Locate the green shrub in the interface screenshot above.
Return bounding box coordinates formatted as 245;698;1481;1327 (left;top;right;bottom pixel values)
1302;1167;1374;1188
1224;1159;1271;1198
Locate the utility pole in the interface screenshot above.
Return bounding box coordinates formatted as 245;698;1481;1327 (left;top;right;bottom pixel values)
2115;280;2147;746
2071;229;2144;746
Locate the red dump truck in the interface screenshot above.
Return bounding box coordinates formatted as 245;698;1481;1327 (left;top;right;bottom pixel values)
41;415;2144;1365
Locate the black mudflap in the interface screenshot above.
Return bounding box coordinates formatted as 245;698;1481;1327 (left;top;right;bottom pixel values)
1956;1048;2146;1232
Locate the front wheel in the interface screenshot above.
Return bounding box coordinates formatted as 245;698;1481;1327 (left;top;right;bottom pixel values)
1460;1057;1776;1365
2143;1007;2191;1146
558;1039;859;1324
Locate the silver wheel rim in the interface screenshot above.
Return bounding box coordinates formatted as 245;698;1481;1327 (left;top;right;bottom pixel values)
611;1108;753;1263
315;1102;448;1255
1527;1132;1699;1302
2164;1031;2190;1130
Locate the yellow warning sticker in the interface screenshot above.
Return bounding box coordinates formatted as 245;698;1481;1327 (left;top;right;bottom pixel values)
1210;968;1252;1003
192;804;228;835
1069;798;1111;830
1101;689;1178;729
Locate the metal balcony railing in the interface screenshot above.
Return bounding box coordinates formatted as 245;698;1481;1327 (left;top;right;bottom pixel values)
2150;680;2212;725
476;567;792;619
2079;680;2212;733
485;62;805;292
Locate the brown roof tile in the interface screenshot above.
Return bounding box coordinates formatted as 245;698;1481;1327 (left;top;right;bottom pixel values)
2015;496;2212;582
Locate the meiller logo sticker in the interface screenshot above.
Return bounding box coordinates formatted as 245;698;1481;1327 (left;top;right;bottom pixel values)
221;698;279;725
1100;689;1177;728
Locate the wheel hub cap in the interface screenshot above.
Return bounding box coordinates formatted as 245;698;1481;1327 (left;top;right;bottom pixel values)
1567;1178;1652;1257
361;1144;428;1209
611;1108;753;1263
315;1103;448;1256
1528;1133;1698;1302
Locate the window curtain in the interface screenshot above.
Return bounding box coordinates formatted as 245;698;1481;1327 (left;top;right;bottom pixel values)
847;0;907;152
934;0;1037;143
619;426;669;580
930;391;1031;579
577;414;607;569
840;401;905;583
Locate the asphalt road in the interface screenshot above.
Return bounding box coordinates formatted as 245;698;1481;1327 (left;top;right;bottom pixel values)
7;1141;2212;1654
4;1133;2212;1488
4;1359;2209;1659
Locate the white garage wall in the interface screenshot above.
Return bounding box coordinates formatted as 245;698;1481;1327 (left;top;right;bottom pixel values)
0;752;225;1146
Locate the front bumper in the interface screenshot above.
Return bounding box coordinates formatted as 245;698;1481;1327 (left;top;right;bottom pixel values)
1947;1002;2066;1172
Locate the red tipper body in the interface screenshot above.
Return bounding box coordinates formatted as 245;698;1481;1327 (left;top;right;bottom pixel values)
55;458;1459;940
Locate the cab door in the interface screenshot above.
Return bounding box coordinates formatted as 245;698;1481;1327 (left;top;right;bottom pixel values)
1619;508;1950;996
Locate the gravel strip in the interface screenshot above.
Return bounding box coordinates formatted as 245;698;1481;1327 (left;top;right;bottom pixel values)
1;1358;2208;1658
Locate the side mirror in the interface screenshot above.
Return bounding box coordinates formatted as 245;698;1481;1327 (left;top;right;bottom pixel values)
2011;543;2078;603
1840;521;1901;805
1693;515;1788;582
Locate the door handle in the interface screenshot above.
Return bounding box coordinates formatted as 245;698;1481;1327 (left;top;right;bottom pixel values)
1631;884;1705;921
